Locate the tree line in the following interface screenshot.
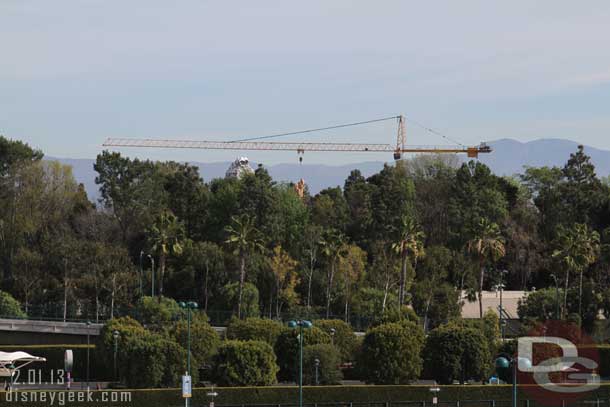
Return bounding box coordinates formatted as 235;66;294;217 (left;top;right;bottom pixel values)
1;136;610;332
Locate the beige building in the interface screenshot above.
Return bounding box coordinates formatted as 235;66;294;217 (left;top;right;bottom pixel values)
461;290;529;319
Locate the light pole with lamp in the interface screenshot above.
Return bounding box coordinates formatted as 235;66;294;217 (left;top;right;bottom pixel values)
495;354;531;407
314;358;320;386
139;251;144;298
329;328;336;346
112;330;120;383
86;320;91;391
147;255;155;298
287;320;313;407
497;269;508;341
179;301;198;407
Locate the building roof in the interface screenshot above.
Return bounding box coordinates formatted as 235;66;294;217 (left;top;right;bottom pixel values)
460;290;529;319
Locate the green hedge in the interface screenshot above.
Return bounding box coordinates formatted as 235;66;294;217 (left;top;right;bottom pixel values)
3;385;610;406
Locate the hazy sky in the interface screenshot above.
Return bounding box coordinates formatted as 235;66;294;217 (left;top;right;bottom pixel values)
2;1;610;165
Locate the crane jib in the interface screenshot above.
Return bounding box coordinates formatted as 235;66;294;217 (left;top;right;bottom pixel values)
102;138;491;157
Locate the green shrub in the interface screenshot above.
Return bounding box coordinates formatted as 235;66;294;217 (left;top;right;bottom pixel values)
358;322;424;384
226;317;283;345
351;287;395;327
170;315;220;366
423;322;491;384
275;326;331;381
135;296;182;327
99;317;194;388
314;319;358;362
213;340;279;386
221;282;260;318
0;290;26;318
378;305;420;326
460;311;500;370
302;343;343;385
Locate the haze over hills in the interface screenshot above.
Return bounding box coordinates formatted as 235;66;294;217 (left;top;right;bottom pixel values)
49;138;610;202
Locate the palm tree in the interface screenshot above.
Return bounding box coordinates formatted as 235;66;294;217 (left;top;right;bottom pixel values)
320;229;347;318
147;210;185;299
392;216;425;306
466;218;506;319
552;223;599;319
225;214;265;319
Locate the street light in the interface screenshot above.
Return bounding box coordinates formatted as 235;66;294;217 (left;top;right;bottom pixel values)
495;355;532;407
113;330;120;383
287;320;313;407
147;255;155;297
139;251;144;298
496;269;509;341
86;320;91;391
329;328;336;346
314;358;320;386
179;301;199;407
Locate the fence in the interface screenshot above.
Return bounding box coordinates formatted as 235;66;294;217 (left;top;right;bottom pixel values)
169;401;610;407
3;305;379;331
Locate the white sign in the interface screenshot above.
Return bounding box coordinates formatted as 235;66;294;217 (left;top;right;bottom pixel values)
64;350;73;373
182;375;192;398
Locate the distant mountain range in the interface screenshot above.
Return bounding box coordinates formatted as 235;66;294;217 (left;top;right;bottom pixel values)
48;138;610;202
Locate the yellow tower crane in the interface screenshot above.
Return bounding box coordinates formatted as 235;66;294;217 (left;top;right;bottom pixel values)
103;115;491;160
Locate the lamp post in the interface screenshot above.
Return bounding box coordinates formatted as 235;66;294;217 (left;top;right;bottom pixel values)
314;358;320;386
288;320;313;407
329;328;336;346
497;269;508;341
495;355;530;407
179;301;198;407
86;320;91;391
139;251;144;298
147;255;155;298
113;330;120;383
550;274;560;319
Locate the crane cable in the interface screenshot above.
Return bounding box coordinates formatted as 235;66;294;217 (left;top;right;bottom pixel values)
230;114;465;147
230;116;399;142
406;118;465;147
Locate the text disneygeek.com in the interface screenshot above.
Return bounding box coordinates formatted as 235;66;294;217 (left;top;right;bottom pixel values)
4;391;132;406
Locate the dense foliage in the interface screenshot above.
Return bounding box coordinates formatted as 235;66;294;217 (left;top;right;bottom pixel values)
5;136;610;386
357;322;424;384
226;317;283;345
0;290;26;318
302;343;343;385
98;316;192;388
212;340;279;386
3;135;610;331
275;326;331;381
423;322;492;384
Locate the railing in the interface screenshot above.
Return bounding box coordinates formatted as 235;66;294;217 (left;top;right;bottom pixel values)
168;400;610;407
4;304;379;331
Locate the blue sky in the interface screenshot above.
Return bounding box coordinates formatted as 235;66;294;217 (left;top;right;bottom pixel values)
2;1;610;165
